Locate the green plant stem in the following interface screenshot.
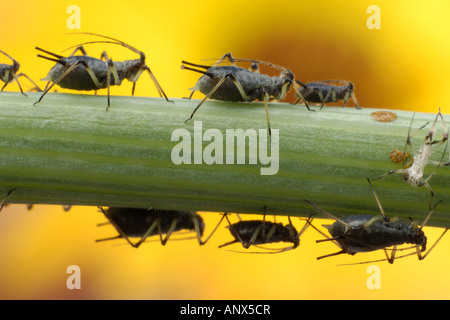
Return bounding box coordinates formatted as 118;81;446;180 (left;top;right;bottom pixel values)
1;92;449;227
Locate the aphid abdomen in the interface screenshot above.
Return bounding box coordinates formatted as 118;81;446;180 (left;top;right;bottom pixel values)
107;207;159;237
329;215;416;254
196;66;263;102
229;220;295;245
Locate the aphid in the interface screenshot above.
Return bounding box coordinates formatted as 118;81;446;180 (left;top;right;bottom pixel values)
97;207;225;248
181;53;313;136
218;211;314;253
294;80;360;110
305;178;447;264
0;50;41;96
34;32;171;110
374;109;449;209
0;188;16;212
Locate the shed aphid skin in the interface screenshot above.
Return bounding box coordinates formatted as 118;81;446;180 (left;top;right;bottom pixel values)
97;207;225;248
218;210;314;254
305;179;447;264
0;50;42;96
294;79;360;110
34;32;172;110
374;109;449;209
181;53;313;137
0;188;16;212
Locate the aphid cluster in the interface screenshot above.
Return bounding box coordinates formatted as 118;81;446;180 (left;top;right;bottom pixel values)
1;33;449;266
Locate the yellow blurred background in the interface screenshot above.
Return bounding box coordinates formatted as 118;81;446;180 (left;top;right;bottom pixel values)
1;0;450;299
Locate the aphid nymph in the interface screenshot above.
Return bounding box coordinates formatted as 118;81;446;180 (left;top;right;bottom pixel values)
34;32;172;110
218;210;314;253
181;53;313;136
294;79;360;110
0;50;41;96
97;207;224;248
375;109;449;209
305;178;447;264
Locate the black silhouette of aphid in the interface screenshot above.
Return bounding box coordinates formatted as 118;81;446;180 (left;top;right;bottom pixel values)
218;210;314;253
0;50;41;95
294;79;360;109
34;32;172;110
182;53;313;136
305;178;447;264
97;207;225;248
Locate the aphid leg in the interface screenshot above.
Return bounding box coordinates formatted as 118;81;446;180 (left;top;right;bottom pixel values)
105;58;120;111
14;73;43;92
0;188;16;212
294;213;316;241
219;212;242;248
349;91;361;109
157;212;178;245
319;88;337;110
262;89;272;138
97;206;159;248
197;213;227;245
142;66;173;103
291;80;313;111
34;60;102;106
184;73;252;122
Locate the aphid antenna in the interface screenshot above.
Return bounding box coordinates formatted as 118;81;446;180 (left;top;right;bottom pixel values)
223;246;296;254
35;47;64;59
0;50;17;63
228;58;292;75
36;54;65;65
294;79;308;89
180;64;214;78
65;32;143;57
304;199;354;230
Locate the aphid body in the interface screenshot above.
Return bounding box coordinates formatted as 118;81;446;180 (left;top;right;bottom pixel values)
0;50;41;95
224;220;300;248
219;212;313;253
98;207;223;248
182;53;312;136
323;214;426;255
34;32;171;109
306;178;446;263
295;80;360;109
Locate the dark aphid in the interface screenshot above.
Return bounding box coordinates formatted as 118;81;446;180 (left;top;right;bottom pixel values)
97;207;225;248
374;109;449;209
218;211;314;253
0;50;42;96
294;80;360;110
0;188;16;212
305;178;447;264
181;53;313;136
34;32;172;110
